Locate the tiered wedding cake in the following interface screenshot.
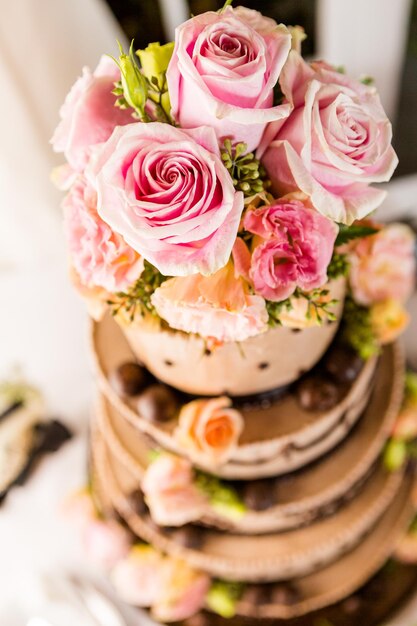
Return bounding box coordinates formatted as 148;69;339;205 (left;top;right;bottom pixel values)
53;3;417;623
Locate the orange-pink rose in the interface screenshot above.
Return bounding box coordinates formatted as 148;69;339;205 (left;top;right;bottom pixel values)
175;397;244;465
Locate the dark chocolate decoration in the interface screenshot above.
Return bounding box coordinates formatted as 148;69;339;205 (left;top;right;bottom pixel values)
110;362;150;397
136;384;178;423
127;489;148;516
324;345;364;384
270;582;301;605
242;583;272;605
258;362;270;370
173;525;205;550
296;376;340;411
164;359;174;367
242;478;277;511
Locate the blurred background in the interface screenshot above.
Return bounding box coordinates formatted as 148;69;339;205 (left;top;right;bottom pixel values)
0;0;416;623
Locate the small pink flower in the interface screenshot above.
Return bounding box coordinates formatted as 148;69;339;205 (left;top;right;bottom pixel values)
83;518;131;570
111;545;165;607
167;6;292;152
51;56;133;173
175;397;244;465
154;558;211;622
244;198;337;301
63;176;143;292
92;123;244;276
260;52;398;224
151;263;268;342
349;224;415;306
141;454;208;527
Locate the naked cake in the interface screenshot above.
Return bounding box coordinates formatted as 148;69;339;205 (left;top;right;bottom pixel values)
52;2;417;623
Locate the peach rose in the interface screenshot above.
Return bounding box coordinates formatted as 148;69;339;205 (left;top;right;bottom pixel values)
64;176;143;293
167;6;291;151
51;56;132;173
154;558;211;622
349;224;415;306
111;545;165;607
151;263;268;342
260;52;398;224
370;300;409;345
141;454;208;527
175;397;244;465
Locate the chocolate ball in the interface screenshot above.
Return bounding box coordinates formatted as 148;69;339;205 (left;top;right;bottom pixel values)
243;479;277;511
127;489;148;516
173;525;205;550
296;376;340;411
270;582;301;606
136;384;178;423
324;345;364;384
110;362;150;397
242;583;272;605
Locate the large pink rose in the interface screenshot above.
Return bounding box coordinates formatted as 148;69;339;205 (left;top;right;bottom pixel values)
260;52;398;224
63;176;143;292
92;123;244;276
51;56;132;172
151;263;268;342
349;223;416;306
141;454;208;526
244;198;337;301
167;6;292;152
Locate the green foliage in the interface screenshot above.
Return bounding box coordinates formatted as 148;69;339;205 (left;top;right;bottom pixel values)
341;296;379;360
384;438;407;472
112;41;149;120
221;139;270;197
108;261;168;321
266;288;338;328
195;471;246;521
206;580;245;618
335;223;378;247
327;252;350;280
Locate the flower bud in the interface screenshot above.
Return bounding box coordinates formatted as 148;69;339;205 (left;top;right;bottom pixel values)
137;42;174;80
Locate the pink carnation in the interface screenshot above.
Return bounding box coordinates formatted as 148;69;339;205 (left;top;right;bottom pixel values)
167;6;292;152
155;559;211;622
141;454;208;527
151;263;268;342
260;52;398;224
92;123;244;276
349;223;416;306
51;56;133;173
63;176;143;292
244;198;337;301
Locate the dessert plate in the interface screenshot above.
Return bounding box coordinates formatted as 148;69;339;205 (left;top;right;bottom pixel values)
91;314;404;479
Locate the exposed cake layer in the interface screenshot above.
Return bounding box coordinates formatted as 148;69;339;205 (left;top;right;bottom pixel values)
111;278;345;396
90;430;414;619
92;315;403;478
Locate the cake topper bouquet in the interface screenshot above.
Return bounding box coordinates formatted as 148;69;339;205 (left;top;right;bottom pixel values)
52;0;415;353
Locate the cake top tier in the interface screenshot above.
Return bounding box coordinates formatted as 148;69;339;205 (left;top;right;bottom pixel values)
52;2;415;354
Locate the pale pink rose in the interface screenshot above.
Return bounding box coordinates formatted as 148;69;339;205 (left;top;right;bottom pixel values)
92;123;244;276
111;545;165;607
154;559;210;622
349;224;415;306
260;52;398;224
175;397;244;465
244;198;337;301
151;263;268;342
167;6;292;152
83;518;131;570
141;454;208;526
51;56;132;172
63;176;143;292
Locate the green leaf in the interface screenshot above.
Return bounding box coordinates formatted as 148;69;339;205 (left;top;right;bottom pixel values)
195;472;246;521
206;580;244;618
335;224;378;247
383;438;407;472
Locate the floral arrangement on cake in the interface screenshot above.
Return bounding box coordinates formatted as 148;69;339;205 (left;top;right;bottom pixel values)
52;1;415;351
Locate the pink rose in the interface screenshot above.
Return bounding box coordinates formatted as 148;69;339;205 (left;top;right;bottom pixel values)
141;454;208;526
154;559;210;622
260;52;398;224
167;6;292;152
92;123;244;276
349;224;415;306
83;518;131;570
111;546;165;607
175;396;244;465
244;198;337;301
151;263;268;342
51;56;132;172
63;176;143;292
